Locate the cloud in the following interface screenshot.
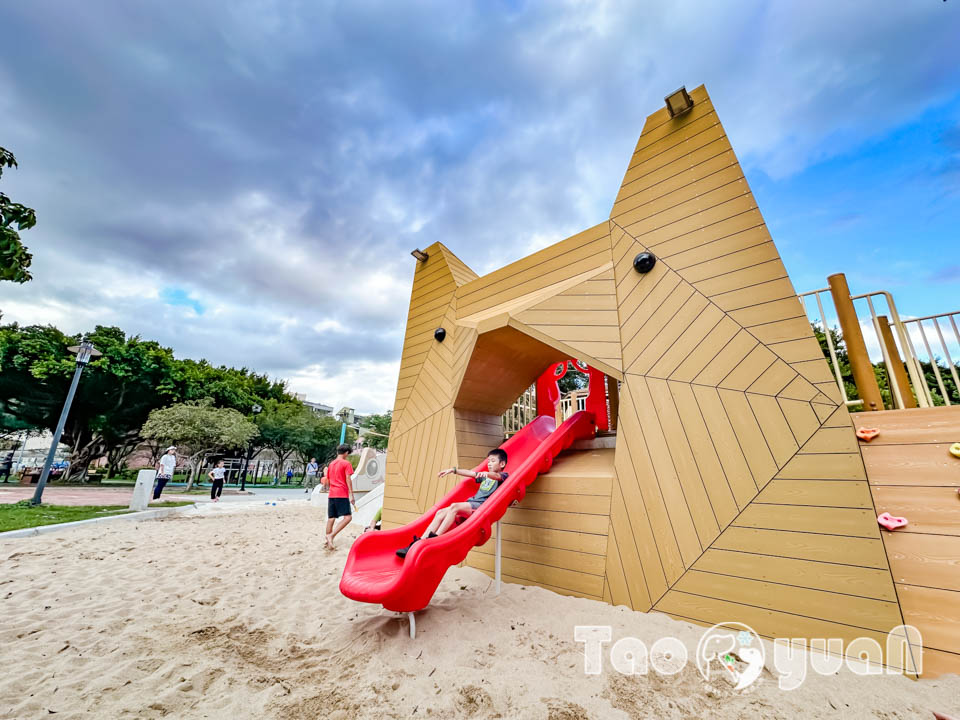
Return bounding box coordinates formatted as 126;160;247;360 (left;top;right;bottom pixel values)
928;265;960;283
0;0;958;413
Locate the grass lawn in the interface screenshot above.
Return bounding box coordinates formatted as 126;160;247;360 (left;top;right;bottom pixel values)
0;501;193;533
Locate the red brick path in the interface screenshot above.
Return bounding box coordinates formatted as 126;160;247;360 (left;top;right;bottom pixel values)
0;485;200;506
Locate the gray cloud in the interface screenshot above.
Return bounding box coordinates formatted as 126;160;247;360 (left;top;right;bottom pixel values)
1;0;958;412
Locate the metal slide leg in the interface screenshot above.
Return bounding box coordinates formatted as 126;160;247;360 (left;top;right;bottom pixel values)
495;520;502;595
408;612;416;639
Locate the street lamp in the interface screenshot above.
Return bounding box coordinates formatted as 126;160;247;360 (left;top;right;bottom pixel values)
239;404;263;492
31;338;101;505
336;408;350;445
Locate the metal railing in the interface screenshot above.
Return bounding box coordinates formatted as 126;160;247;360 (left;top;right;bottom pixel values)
900;311;960;407
797;288;859;407
798;283;959;410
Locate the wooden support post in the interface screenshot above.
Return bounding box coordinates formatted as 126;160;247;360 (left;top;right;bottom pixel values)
495;520;502;595
828;273;884;411
877;314;917;409
607;376;619;433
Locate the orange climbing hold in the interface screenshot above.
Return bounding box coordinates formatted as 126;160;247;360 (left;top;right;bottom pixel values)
856;427;880;442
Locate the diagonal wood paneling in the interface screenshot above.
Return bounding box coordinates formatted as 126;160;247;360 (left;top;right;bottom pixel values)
378;83;916;674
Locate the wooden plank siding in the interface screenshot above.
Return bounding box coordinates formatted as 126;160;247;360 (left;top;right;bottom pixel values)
374;84;929;678
855;406;960;677
464;449;615;601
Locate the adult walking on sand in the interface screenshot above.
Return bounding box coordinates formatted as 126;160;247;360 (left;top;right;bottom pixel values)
154;446;177;499
323;444;356;549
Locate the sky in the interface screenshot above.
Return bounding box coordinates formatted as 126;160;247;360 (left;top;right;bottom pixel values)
0;0;958;414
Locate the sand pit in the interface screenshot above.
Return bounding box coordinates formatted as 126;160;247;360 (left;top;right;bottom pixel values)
2;504;958;719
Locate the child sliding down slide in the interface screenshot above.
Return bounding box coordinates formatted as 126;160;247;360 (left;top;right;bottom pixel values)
395;449;508;559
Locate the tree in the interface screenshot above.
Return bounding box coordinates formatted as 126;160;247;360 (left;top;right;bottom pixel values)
0;147;37;283
254;400;314;479
177;359;289;413
360;412;391;450
141;399;258;489
0;321;301;480
297;414;356;469
0;323;182;480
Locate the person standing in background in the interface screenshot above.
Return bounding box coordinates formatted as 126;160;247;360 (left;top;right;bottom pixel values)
0;452;12;483
304;457;319;493
208;459;226;502
154;446;177;499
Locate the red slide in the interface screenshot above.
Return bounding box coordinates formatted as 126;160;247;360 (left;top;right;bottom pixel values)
340;411;596;612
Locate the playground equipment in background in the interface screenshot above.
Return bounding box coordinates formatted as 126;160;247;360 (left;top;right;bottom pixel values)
350;482;384;529
536;359;611;431
353;84;959;676
351;447;386;492
340;412;596;633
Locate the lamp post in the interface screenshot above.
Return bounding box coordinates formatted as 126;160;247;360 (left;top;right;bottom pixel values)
239;403;262;492
31;338;101;505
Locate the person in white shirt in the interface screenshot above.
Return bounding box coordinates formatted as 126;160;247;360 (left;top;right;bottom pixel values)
304;457;319;493
208;460;226;502
155;446;177;499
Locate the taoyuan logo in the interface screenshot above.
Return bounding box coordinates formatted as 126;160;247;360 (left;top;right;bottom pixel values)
696;623;765;690
574;623;923;691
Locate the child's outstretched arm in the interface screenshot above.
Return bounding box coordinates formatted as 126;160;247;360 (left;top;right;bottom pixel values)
438;466;478;479
437;467;504;481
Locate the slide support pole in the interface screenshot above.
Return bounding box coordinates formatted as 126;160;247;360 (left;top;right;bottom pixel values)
495;520;502;595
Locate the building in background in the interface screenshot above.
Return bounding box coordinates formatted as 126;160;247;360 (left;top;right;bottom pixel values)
296;394;333;417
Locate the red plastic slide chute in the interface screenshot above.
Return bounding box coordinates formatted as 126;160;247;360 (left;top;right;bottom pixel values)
339;411;596;612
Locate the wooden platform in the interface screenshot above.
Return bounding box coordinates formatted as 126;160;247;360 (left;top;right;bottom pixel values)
854;406;960;678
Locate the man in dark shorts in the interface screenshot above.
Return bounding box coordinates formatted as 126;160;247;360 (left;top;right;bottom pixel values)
323;444;356;549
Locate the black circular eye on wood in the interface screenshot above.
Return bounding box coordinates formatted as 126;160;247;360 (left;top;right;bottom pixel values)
633;252;656;273
434;328;446;342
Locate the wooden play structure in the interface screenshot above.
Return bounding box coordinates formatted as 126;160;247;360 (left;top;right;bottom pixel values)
378;85;958;677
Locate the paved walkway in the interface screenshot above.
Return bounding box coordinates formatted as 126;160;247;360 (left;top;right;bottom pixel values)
0;484;316;506
0;485;201;506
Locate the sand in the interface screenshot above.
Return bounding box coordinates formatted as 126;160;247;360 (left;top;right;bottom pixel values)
2;502;958;719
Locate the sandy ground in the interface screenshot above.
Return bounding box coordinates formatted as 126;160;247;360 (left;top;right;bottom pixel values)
2;504;959;720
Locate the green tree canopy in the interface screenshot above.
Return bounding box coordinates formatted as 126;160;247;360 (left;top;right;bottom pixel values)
298;414;356;468
0;321;297;479
0;147;37;283
141;398;258;488
360;412;391;451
